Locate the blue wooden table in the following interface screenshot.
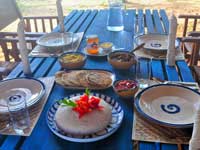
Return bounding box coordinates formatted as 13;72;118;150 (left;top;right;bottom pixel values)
0;9;194;150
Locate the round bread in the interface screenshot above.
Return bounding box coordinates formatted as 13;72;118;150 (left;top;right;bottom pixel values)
55;96;112;135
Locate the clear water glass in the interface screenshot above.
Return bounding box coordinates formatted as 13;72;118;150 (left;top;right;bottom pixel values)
107;0;124;32
62;32;75;52
136;58;151;89
7;95;30;135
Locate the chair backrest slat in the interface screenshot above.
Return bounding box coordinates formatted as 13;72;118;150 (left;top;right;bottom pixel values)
23;16;58;33
0;32;44;62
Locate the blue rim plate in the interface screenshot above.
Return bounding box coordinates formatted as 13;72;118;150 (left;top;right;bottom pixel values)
0;77;45;114
46;93;124;142
134;84;200;128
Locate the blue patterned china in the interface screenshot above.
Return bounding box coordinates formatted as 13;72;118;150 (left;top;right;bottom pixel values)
0;78;45;114
135;34;179;53
135;84;200;128
47;93;124;142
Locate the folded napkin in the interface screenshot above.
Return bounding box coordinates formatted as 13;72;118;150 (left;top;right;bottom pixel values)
17;19;32;75
189;104;200;150
167;13;178;66
56;0;65;33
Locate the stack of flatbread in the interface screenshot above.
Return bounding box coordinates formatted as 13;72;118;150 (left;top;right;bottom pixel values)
55;70;113;89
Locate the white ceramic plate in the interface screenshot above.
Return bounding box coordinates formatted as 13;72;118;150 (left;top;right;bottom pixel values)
83;47;114;57
37;32;79;48
135;34;179;52
135;84;200;128
0;78;45;114
47;93;124;142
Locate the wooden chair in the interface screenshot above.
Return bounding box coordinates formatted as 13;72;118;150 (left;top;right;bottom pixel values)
23;16;59;33
0;32;44;80
178;15;200;66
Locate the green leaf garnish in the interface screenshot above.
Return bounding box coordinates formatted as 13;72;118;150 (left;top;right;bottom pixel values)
85;88;90;96
59;98;77;107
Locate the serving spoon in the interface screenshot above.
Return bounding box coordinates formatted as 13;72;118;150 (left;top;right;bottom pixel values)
131;43;145;53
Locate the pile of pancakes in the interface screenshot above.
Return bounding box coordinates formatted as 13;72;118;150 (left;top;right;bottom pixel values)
55;70;113;89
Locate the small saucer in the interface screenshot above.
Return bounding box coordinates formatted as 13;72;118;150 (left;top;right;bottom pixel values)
83;47;114;57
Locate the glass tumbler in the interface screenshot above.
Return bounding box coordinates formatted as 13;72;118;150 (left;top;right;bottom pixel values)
7;94;30;135
107;0;124;32
62;32;75;52
136;58;151;89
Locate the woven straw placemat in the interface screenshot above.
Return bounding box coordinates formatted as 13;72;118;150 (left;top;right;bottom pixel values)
29;32;84;57
132;110;191;144
0;76;55;136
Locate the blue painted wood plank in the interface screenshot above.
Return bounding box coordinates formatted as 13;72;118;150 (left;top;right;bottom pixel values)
183;145;189;150
161;144;178;150
164;61;179;81
151;59;165;80
152;10;165;34
70;10;91;33
46;60;61;76
0;135;6;146
34;58;56;78
6;58;34;79
124;10;136;33
139;142;156;150
145;9;155;33
81;9;134;50
64;10;84;32
20;58;45;77
159;9;169;34
0;136;22;150
137;9;145;34
138;59;158;150
78;10;98;33
176;61;195;82
53;10;77;32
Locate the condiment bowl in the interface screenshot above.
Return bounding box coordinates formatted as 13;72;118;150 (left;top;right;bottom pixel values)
58;52;86;69
113;79;139;99
107;51;137;70
100;42;113;53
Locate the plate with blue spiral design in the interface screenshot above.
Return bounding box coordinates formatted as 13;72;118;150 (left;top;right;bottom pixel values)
135;84;200;128
47;93;124;142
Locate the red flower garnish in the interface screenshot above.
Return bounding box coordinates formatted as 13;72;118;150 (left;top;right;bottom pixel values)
65;89;104;118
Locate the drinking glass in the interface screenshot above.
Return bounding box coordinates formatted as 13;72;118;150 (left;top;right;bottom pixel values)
62;32;76;52
107;0;124;32
136;58;151;89
7;94;30;135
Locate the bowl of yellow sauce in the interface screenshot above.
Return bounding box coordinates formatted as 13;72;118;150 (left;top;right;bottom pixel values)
59;52;86;69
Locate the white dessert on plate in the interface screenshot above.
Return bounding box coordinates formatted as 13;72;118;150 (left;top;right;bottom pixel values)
55;95;112;135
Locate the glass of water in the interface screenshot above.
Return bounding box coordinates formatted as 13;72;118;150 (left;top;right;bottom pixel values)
107;0;124;32
62;32;76;52
136;58;151;89
7;94;30;135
